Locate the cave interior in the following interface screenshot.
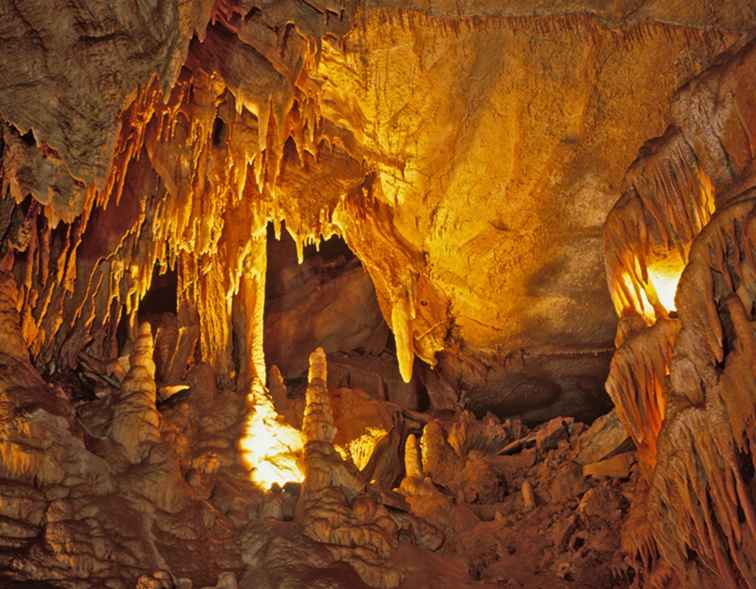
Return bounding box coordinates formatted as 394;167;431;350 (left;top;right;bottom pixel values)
0;1;754;589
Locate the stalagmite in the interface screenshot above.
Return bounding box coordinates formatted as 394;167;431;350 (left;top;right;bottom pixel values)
404;433;423;480
297;348;363;496
296;347;404;588
521;480;536;511
111;322;161;464
268;365;289;415
0;1;753;587
302;347;335;445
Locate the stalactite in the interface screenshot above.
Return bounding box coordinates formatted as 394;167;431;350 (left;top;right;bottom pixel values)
619;196;756;587
0;0;365;378
602;44;755;586
0;272;28;362
604;41;756;329
391;296;415;383
604;132;715;323
605;318;679;469
0;2;752;588
332;180;451;382
0;271;75;486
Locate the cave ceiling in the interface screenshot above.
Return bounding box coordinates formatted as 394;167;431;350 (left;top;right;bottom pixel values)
0;0;754;418
0;1;755;589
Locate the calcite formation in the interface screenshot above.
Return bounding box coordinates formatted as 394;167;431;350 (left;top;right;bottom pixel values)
603;37;756;589
111;322;162;464
0;0;753;588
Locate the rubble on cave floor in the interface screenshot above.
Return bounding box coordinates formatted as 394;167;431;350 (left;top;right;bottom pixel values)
148;353;639;589
0;295;636;589
391;412;637;589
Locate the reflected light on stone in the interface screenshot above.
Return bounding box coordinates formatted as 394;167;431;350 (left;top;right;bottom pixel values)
240;383;304;489
336;427;387;471
621;272;655;322
619;252;685;322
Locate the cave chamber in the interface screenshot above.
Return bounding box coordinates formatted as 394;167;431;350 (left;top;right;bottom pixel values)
0;1;753;588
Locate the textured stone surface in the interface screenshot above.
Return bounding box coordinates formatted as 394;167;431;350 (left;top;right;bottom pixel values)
574;409;630;465
1;0;752;421
603;39;756;589
0;1;753;588
0;0;212;224
264;230;389;379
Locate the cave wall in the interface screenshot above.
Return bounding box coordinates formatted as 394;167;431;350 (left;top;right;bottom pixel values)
264;227;389;379
0;3;753;586
2;0;754;420
603;38;756;588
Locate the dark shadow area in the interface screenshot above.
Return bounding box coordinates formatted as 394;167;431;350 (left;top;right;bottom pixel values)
264;222;427;410
139;265;178;320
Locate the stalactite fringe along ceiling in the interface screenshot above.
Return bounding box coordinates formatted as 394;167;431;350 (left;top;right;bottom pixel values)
0;1;753;588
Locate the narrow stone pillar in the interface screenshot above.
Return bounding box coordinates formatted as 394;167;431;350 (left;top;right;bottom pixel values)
302;347;335;444
111;322;160;463
404;433;423;480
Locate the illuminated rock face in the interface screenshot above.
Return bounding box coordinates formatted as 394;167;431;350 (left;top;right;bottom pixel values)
0;1;753;588
2;0;752;419
603;39;756;588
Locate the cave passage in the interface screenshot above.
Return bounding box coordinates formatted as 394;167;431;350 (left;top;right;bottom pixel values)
0;2;753;587
263;222;426;410
138;265;179;321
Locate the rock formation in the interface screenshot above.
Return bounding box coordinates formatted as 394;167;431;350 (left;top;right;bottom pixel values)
0;0;752;587
603;38;756;589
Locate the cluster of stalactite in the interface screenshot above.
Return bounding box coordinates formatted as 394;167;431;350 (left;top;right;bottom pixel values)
0;4;451;392
0;2;754;586
5;0;750;415
605;318;679;469
604;39;755;589
603;132;715;322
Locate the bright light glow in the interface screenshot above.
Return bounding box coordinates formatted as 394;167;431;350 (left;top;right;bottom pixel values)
620;251;685;322
336;427;387;471
240;383;304;489
240;382;387;488
647;257;684;313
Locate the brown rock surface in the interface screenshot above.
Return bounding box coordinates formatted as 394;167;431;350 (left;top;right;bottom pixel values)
575;408;630;465
1;0;751;421
264;229;389;379
582;452;635;479
0;1;753;588
603;38;756;589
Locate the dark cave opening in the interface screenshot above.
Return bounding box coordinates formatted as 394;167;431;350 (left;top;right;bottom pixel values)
139;265;178;320
115;263;179;370
263;222;427;410
115;264;178;349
